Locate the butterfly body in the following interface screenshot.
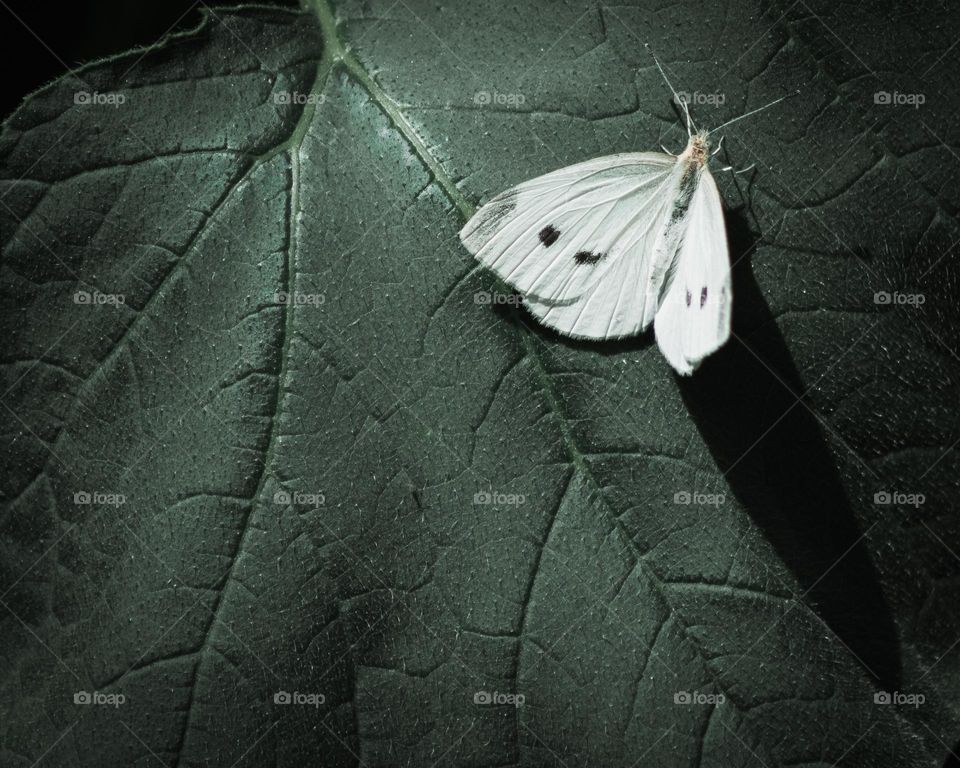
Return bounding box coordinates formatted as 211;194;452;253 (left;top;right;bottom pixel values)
684;131;710;168
460;129;731;375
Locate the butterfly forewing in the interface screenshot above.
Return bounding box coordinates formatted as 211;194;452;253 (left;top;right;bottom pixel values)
522;172;685;341
653;167;731;374
460;153;678;307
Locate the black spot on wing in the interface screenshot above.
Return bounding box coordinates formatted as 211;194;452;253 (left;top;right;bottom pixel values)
573;250;604;265
539;225;560;246
700;286;708;308
685;289;692;307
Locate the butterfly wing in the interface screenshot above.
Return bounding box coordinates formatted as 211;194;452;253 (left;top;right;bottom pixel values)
460;153;679;311
653;167;732;375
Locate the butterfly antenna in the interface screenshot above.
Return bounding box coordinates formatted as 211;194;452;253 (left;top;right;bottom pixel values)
713;89;800;131
646;45;697;136
681;98;695;137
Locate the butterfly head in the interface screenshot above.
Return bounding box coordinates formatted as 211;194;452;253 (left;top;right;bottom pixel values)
686;130;711;167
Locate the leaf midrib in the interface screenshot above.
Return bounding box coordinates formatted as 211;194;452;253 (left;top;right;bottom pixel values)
171;19;336;767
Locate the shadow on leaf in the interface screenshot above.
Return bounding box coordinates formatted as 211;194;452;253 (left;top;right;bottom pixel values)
677;206;901;691
492;201;900;690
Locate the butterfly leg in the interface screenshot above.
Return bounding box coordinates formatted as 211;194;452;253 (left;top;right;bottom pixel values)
713;136;754;173
717;163;756;174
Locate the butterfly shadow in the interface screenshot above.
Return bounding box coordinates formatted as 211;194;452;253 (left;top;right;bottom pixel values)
945;743;960;768
497;206;900;691
674;206;902;692
492;298;656;354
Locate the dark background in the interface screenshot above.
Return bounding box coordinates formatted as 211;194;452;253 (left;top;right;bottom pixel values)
1;1;957;765
0;0;298;121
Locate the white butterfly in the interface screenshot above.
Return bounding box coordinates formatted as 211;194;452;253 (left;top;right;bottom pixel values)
460;64;790;375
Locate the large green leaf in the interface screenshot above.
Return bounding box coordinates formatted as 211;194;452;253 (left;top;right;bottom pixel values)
2;1;959;766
